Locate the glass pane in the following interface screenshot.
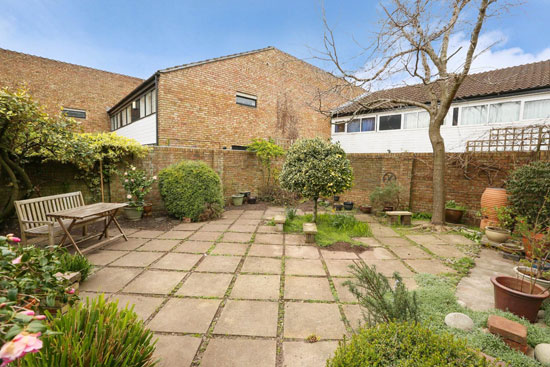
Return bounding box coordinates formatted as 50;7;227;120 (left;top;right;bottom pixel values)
488;102;520;123
146;92;152;115
347;119;360;132
379;114;401;130
452;107;459;126
403;112;418;129
236;95;257;107
461;105;487;125
523;99;550;119
334;123;345;133
361;117;375;131
418;111;430;128
121;109;127;125
140;97;146;118
151;90;157;113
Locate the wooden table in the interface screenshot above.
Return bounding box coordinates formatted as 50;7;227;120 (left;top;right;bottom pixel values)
47;202;128;254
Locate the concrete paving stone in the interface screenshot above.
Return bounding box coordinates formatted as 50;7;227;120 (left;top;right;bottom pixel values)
221;232;253;243
157;231;192;240
241;257;281;274
138;239;180;252
86;250;127;266
343;304;365;331
79;291;111;303
177;272;233;297
284;303;347;339
154;335;201;367
111;294;164;320
228;224;258;233
406;234;446;246
283;341;339;367
188;231;222;242
325;260;357;277
333;278;357;302
321;250;361;260
285;245;319;259
285;259;326;276
390;246;432;259
352;237;381;247
361;259;415;277
240;210;265;219
354;214;372;222
105;238;148;251
437;233;476;245
423;243;465;258
196;255;242;273
284;276;334;301
405;259;455;274
148;298;220;333
213;218;236;225
174;241;214;253
233;219;261;226
201;223;230;232
257;225;278;233
110;251;164;267
214;300;278;337
402;277;418;291
172;222;204;231
230;274;280;300
222;210;243;217
377;237;413;247
123;270;185;294
211;242;248;256
200;338;276;367
151;253;202;271
359;247;396;260
120;227;140;235
248;244;283;257
81;267;141;292
370;226;400;237
128;230;164;239
285;234;307;245
254;233;284;244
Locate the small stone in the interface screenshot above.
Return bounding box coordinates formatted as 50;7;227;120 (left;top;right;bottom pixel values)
457;300;467;308
535;344;550;366
445;312;474;331
538;310;545;320
54;271;81;283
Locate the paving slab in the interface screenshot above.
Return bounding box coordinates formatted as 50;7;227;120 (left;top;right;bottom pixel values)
233;219;261;226
284;302;347;339
406;234;446;245
86;250;127;265
285;259;326;276
223;210;244;217
211;242;248;256
221;232;254;243
405;259;455;274
370;225;399;237
359;247;395;260
196;255;242;273
241;257;281;274
285;234;307;245
254;233;284;244
437;233;476;245
151;253;202;271
157;231;192;240
423;243;465;258
177;272;233;297
200;338;276;367
110;251;164;267
214;300;278;337
257;225;278;233
240;210;265;219
80;267;141;292
228;224;257;233
283;341;339;367
324;260;357;277
361;259;415;277
154;335;201;367
230;274;280;300
402;277;418;290
188;231;221;242
333;278;357;302
120;227;140;235
352;237;381;246
285;245;319;259
105;238;148;251
201;223;231;232
285;276;334;301
390;246;432;259
248;244;283;257
128;230;164;239
111;294;164;320
376;237;413;247
172;222;204;231
174;241;214;253
321;250;361;260
148;298;220;333
123;270;185;294
138;239;180;252
79;291;111;302
343;304;365;331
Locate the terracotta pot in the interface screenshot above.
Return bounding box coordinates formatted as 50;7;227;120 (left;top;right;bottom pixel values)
491;276;548;322
485;226;511;243
334;204;343;211
522;232;550;258
383;206;394;212
359;205;372;214
143;203;153;216
445;208;464;224
480;188;508;230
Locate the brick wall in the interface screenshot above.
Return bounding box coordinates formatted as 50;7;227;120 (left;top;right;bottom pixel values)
0;49;143;132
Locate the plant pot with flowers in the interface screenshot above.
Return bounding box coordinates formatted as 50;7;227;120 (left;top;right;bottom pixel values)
444;200;466;224
120;165;157;221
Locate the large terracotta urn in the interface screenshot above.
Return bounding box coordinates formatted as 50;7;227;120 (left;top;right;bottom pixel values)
480;188;508;230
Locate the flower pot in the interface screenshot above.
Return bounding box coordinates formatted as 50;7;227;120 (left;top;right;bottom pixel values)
445;208;464;224
499;241;524;255
123;206;143;221
383;206;394;212
359;205;372;214
232;194;245;206
485;226;511;243
333;196;340;202
522;233;550;259
143;203;153;217
480;188;508;230
514;266;550;289
240;191;251;203
334;203;343;211
491;276;549;322
248;196;257;204
343;201;354;210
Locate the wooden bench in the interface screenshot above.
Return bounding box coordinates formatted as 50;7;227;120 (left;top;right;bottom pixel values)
386;211;413;226
274;214;286;233
15;192;105;246
303;222;318;244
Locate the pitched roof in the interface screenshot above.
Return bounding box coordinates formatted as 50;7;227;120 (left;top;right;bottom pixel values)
334;60;550;116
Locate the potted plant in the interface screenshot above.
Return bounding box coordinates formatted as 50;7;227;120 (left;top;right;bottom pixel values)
248;196;257;204
120;165;157;221
334;203;343;211
369;183;401;213
333;195;340;202
232;194;245;206
444;200;466;224
359;205;372;214
344;201;354;210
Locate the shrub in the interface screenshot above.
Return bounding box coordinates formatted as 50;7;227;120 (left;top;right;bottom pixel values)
507;161;550;226
369;182;402;210
21;295;157;367
158;160;224;221
57;252;92;281
327;322;494;367
247;138;285;186
119;165;156;208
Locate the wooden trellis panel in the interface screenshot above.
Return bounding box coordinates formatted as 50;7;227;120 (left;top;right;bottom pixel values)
466;124;550;152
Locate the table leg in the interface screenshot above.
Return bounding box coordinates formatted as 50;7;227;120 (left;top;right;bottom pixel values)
99;209;127;241
56;218;82;255
111;213;128;241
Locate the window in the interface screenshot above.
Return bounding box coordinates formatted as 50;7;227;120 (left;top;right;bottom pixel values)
334;123;345;133
145;92;152;115
110;89;157;131
361;117;375;131
347;119;360;132
403;111;429;129
379;114;401;130
236;92;257;107
488;101;520;123
231;145;248;151
62;108;86;119
452;107;459;126
523;99;550;120
139;96;146;118
461;105;487;125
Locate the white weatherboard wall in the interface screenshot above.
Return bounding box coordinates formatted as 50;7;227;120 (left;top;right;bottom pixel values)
114;114;157;145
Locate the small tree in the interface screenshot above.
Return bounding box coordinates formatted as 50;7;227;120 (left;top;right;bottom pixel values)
279;138;353;222
247;138;285;187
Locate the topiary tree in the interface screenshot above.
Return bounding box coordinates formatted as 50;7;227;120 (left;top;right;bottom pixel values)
279;138;353;222
158;160;224;221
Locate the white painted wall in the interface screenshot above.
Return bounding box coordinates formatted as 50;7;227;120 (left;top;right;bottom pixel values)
114;114;157;145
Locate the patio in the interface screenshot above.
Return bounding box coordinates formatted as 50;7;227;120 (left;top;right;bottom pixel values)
79;206;475;367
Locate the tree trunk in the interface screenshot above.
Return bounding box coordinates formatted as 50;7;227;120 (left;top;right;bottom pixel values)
429;122;446;225
313;196;319;223
0;150;19;223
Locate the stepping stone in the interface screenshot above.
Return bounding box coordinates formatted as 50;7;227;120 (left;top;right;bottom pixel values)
325;260;356;277
390;246;431;260
230;274;280;300
148;298;220;333
86;250;127;266
286;245;319;259
158;231;192;240
534;344;550;366
110;251;164;267
106;238;148;251
81;267;141;293
138;239;180;252
111;294;164;320
189;231;221;242
248;244;283;257
359;247;395;261
154;335;201;367
254;233;284;244
406;234;446;246
284;276;334;301
321;250;361;260
445;312;474;331
196;255;241;273
177;273;233;297
222;232;254;243
284;303;347;339
423;243;465;258
405;259;455;275
151;253;202;271
241;257;281;274
214;300;278;337
174;241;214;254
283;341;339;367
285;259;325;276
201;338;276;367
212;242;248;256
123;270;185;294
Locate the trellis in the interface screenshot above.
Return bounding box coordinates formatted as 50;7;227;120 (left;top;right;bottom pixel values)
465;124;550;152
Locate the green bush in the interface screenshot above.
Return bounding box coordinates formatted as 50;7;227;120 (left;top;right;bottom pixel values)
21;295;157;367
58;252;92;281
327;322;494;367
158;160;224;221
369;182;402;209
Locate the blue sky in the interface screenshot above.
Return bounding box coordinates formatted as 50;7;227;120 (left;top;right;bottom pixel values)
1;0;549;80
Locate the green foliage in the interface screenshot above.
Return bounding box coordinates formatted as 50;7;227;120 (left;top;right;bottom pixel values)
0;298;49;346
285;207;297;220
158;160;224;221
280;138;353;221
327;321;493;367
495;206;516;232
445;200;467;211
21;295;157;367
344;262;418;326
57;252;92;282
507;161;550;226
412;212;432;220
247;138;285;186
120;165;157;208
369;182;402;209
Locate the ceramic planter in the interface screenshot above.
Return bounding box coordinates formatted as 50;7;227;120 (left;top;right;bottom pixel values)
514;266;550;289
485;226;511;243
333;196;340;202
343;201;354;210
445;208;464;224
359;205;372;214
143;203;153;217
491;276;549;322
480;188;508;230
232;194;244;206
248;196;257;204
334;203;343;211
123;206;143;221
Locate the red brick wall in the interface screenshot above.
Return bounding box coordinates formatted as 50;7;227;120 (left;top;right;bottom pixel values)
0;49;143;132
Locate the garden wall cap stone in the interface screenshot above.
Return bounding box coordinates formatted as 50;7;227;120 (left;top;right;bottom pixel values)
535;344;550;366
274;215;286;224
444;312;474;331
487;315;527;344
